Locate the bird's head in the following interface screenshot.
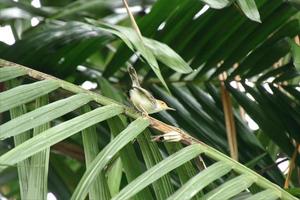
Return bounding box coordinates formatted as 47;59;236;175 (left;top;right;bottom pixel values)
157;100;176;111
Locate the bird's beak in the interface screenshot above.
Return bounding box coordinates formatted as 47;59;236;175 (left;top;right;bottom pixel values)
166;106;176;111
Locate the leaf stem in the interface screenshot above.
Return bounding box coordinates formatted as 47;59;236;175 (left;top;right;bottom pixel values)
122;0;143;40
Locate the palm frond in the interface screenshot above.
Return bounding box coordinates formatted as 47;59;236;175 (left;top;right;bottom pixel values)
0;60;298;199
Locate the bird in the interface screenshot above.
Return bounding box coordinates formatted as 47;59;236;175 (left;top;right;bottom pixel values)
128;66;175;115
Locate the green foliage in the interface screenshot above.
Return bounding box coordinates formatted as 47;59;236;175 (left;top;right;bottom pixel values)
0;61;298;200
0;0;300;199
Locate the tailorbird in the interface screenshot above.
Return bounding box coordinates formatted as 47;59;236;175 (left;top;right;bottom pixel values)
128;66;175;115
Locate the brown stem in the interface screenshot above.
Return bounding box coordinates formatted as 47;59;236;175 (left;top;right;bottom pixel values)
219;72;238;161
233;63;246;121
284;144;299;189
122;0;143;40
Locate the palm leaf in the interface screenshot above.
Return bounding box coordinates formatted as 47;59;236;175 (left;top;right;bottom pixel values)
0;60;298;199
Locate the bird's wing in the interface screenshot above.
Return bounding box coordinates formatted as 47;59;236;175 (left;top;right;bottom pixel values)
133;86;157;105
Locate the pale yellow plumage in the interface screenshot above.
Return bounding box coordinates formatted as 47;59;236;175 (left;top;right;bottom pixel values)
128;66;175;114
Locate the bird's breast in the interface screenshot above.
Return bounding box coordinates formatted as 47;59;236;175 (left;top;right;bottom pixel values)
130;89;156;113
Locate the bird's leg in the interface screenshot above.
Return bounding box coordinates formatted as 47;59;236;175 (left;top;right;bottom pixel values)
140;107;149;118
135;104;149;117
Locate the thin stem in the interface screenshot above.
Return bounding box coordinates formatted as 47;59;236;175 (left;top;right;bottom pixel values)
122;0;143;40
219;72;238;161
284;144;299;189
233;63;246;121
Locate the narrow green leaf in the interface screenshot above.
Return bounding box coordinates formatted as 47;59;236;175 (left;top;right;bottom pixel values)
237;0;261;22
285;188;300;199
95;21;169;91
164;143;199;185
153;85;227;149
0;66;26;82
98;77;124;103
107;157;123;197
0;7;32;20
107;116;154;200
245;153;267;169
196;144;297;200
51;1;112;19
101;0;184;78
263;84;300;143
288;38;300;70
71;117;150;200
49;155;77;195
226;83;295;158
245;189;279;200
0;0;51;17
7;80;31;199
168;161;232;200
0;93;92;139
112;144;204;200
26;95;50;200
137;130;175;200
221;5;297;75
98;77;127;124
231;192;253;199
88;20;192;90
200;174;255;200
81;105;111;200
169;85;227;145
0;104;123;172
0;80;59;113
243;39;290;78
257;63;294;83
10;105;31;199
143;38;192;74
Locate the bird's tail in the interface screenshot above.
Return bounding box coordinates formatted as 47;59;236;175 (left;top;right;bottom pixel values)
128;66;140;87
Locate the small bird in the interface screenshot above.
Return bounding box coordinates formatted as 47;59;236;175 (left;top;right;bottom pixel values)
128;66;175;115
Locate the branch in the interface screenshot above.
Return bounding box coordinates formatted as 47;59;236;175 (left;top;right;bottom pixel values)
122;0;143;39
219;72;238;160
284;143;299;189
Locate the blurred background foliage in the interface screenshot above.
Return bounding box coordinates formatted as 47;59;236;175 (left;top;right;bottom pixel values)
0;0;300;199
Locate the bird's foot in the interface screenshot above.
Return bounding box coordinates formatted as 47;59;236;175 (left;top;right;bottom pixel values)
138;106;149;118
141;111;149;118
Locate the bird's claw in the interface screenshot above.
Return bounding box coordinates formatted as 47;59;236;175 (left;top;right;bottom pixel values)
141;111;149;118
